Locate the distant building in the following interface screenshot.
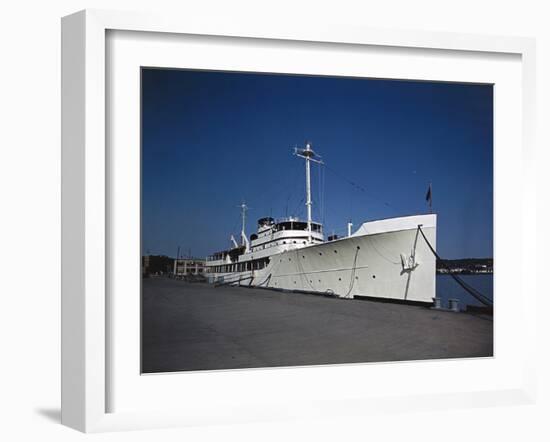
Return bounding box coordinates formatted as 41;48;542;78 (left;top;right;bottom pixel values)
174;258;206;277
142;255;174;277
142;255;150;276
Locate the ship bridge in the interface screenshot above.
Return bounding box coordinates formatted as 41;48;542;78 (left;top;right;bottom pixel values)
248;216;324;255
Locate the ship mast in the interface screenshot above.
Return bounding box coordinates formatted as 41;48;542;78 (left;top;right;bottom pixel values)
239;201;250;251
294;142;323;243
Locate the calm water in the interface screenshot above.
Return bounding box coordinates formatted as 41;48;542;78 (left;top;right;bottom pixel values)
436;274;493;311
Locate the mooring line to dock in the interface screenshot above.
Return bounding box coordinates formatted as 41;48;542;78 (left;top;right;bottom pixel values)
295;249;319;292
256;255;284;287
214;275;254;287
417;226;493;307
345;246;361;298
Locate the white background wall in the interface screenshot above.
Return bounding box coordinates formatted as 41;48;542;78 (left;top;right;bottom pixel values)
0;0;548;440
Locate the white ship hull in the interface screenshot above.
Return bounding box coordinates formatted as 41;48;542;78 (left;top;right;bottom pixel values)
208;214;436;304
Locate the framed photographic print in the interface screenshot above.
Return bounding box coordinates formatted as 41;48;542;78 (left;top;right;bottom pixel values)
61;9;537;432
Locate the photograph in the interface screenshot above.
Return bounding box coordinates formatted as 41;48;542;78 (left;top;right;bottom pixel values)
140;68;494;374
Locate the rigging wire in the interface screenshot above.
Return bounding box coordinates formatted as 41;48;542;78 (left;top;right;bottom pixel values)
316;161;326;224
291;196;305;219
285;157;303;218
349;185;353;223
228;211;242;245
324;163;395;212
320;162;326;225
317;164;322;221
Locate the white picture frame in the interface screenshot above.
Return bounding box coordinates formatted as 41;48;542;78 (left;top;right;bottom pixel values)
61;9;537;433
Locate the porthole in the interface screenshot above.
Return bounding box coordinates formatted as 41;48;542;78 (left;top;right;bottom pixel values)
310;280;312;283
357;246;361;250
334;250;338;253
289;258;292;261
372;275;376;279
356;276;359;279
338;278;341;281
318;279;321;283
319;252;322;256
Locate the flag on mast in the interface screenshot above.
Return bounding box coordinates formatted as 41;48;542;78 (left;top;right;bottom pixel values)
425;182;432;213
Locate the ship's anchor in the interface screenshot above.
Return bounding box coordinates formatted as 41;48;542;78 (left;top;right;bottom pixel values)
400;252;418;272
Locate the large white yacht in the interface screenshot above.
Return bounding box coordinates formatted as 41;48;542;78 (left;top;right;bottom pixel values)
205;142;437;303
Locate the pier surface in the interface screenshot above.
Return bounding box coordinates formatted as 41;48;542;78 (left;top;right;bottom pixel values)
142;277;493;373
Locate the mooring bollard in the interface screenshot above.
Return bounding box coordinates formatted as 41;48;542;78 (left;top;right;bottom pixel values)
432;297;442;309
449;298;460;312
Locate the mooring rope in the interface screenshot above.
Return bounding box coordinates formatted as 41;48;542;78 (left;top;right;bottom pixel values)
214;274;253;287
344;246;361;298
417;226;493;306
295;249;319;292
255;256;283;287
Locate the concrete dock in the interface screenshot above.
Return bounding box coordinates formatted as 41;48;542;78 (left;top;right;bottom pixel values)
142;277;493;373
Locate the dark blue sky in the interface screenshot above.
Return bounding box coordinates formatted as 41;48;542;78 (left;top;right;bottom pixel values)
142;68;493;260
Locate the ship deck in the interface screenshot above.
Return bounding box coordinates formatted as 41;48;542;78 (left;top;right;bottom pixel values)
142;277;493;373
